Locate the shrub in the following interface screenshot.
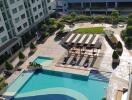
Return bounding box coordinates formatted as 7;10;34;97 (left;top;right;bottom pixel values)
116;41;123;49
124;37;132;47
118;16;127;22
30;42;36;49
18;51;25;59
47;18;56;25
93;16;105;23
0;82;7;91
111;10;119;25
128;13;132;19
5;61;13;70
44;32;49;36
102;97;106;100
112;51;119;59
40;24;48;31
127;18;132;26
126;26;132;36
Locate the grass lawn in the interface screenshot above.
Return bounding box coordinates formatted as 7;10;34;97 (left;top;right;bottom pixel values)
74;27;104;34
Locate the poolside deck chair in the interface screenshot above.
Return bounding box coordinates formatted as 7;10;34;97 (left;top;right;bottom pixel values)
79;55;88;66
76;54;84;66
66;54;75;65
71;54;78;65
83;55;90;68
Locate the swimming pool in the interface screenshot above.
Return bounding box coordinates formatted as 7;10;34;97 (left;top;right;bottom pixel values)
4;70;108;100
33;56;53;66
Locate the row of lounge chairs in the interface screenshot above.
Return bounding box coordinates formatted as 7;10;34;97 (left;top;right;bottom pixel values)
62;54;91;68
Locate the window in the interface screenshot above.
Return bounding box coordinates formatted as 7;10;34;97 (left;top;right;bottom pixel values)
19;5;23;11
23;22;27;28
15;17;19;23
10;0;15;4
33;7;37;12
47;0;50;3
17;26;22;32
39;12;43;16
21;14;25;19
35;15;38;20
31;0;35;3
12;8;17;14
48;6;51;10
0;26;4;33
38;4;41;9
1;36;7;43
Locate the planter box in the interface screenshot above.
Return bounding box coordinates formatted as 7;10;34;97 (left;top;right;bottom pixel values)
116;48;123;52
113;59;120;63
19;57;27;62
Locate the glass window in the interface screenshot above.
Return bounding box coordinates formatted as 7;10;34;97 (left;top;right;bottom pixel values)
39;12;43;16
48;6;51;10
0;26;4;33
10;0;15;4
21;14;25;19
23;22;28;28
17;26;22;32
19;5;23;11
35;15;38;20
47;0;50;3
1;36;7;43
15;17;19;23
38;4;41;9
33;7;37;12
12;8;17;14
31;0;35;3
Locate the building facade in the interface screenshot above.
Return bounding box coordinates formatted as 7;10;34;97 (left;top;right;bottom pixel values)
56;0;132;15
0;0;56;64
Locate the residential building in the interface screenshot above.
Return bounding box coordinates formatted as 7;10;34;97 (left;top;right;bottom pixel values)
56;0;132;15
0;0;56;65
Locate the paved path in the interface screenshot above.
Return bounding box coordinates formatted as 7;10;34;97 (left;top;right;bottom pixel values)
106;25;132;100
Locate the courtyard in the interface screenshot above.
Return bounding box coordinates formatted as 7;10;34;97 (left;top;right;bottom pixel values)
2;22;132;100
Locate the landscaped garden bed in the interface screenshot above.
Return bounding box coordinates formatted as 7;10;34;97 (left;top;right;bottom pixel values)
74;27;104;34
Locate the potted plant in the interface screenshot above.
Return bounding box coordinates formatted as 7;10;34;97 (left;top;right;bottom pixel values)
30;42;36;52
5;61;13;71
18;51;26;62
112;51;120;63
116;41;123;56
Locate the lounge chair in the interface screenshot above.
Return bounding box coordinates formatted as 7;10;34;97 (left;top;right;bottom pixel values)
83;55;90;68
62;57;69;64
66;55;74;65
71;57;77;65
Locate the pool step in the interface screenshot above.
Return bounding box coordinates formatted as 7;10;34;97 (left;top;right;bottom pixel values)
89;72;111;82
3;71;34;99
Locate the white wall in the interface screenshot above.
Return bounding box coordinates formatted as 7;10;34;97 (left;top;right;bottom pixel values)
29;0;44;22
7;0;29;35
46;0;56;15
0;10;9;47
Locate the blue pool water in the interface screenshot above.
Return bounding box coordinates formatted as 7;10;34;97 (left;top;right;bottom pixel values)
33;56;53;64
12;70;108;100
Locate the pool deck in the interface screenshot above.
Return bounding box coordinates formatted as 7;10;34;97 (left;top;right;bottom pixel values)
44;66;91;76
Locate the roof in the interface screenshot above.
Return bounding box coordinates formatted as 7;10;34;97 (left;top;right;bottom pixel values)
62;33;101;48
